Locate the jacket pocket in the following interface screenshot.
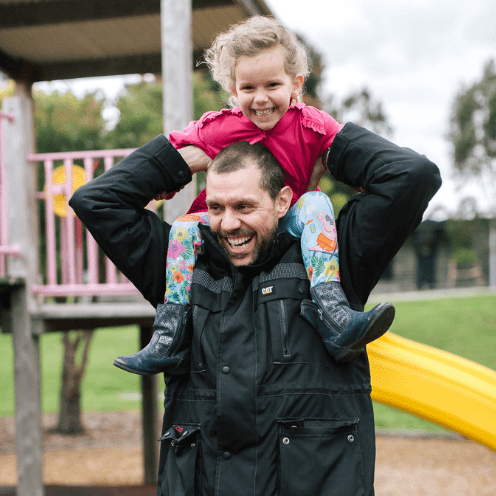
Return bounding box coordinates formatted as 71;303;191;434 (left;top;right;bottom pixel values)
159;423;202;496
277;418;366;496
267;298;328;367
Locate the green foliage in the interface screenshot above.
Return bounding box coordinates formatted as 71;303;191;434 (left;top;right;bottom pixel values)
327;87;393;138
34;91;106;153
105;72;225;149
105;79;164;149
192;71;226;119
451;247;476;266
449;59;496;200
446;219;475;248
0;79;14;103
296;33;324;100
319;87;393;214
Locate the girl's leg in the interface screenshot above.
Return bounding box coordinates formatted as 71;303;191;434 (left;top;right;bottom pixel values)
280;192;395;362
114;212;209;376
164;212;210;304
278;191;340;287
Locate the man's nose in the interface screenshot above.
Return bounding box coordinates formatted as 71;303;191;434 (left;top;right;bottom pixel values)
221;209;241;231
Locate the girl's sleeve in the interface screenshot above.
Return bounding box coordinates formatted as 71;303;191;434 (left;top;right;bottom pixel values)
169;112;219;159
299;105;344;158
321;110;345;150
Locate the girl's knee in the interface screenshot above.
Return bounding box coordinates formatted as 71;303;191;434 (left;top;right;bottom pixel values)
300;191;334;214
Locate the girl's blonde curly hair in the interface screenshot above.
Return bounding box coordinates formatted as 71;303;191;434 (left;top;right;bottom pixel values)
203;16;310;105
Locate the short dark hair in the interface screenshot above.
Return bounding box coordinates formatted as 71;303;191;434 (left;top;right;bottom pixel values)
208;141;285;199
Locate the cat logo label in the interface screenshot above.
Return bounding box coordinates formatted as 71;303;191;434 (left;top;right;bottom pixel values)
262;285;274;295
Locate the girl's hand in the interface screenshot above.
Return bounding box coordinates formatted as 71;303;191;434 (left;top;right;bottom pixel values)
154;146;212;200
178;145;212;175
306;153;327;192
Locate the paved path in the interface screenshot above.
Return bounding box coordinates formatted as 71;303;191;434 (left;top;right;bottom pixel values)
368;285;496;304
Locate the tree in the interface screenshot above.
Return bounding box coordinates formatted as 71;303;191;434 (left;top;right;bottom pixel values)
330;88;393;138
318;88;392;215
34;88;105;434
57;330;94;433
448;59;496;213
296;33;325;108
104;78;163;149
105;72;226;149
34;90;106;153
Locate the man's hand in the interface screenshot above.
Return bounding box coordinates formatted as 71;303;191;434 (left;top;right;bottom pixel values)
306;153;327;192
178;145;212;175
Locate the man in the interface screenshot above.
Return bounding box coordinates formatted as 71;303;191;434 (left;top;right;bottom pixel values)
70;124;441;495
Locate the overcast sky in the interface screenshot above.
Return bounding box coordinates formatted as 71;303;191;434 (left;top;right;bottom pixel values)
34;0;496;218
267;0;496;218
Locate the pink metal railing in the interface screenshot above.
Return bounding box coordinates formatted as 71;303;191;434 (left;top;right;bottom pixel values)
28;148;154;298
0;110;21;276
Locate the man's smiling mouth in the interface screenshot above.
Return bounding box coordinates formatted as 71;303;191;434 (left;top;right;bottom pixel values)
226;235;253;248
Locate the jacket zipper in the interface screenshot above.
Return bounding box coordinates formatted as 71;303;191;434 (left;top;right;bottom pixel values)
279;300;290;357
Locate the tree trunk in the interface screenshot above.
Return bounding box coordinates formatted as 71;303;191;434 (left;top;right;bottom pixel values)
56;329;94;435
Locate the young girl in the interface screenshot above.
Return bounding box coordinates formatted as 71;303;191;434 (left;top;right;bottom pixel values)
114;15;394;374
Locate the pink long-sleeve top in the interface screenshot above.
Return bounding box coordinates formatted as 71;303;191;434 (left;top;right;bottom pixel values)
169;103;343;213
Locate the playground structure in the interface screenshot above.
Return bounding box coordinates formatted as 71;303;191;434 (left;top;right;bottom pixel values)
0;3;495;496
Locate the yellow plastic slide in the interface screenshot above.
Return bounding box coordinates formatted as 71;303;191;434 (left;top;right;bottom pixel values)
368;332;496;451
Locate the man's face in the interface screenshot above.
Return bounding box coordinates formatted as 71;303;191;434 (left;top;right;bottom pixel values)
206;165;288;266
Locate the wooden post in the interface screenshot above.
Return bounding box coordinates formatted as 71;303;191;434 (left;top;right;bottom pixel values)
3;88;44;496
160;0;195;224
140;325;159;485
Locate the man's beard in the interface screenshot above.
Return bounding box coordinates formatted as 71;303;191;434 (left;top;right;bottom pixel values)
218;225;278;266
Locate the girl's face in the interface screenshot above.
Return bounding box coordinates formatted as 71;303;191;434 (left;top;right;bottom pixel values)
232;45;304;131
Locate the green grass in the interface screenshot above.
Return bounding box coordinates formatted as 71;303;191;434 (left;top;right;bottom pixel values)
1;294;494;435
0;325;163;417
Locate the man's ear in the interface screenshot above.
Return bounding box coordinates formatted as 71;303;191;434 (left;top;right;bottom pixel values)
276;186;293;219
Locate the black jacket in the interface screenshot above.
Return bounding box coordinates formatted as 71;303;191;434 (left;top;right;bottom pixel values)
70;123;441;496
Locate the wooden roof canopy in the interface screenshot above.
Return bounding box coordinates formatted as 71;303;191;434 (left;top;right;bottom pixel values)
0;0;273;83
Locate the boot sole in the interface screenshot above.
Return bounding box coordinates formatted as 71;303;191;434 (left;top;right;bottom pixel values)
336;303;395;362
113;358;158;376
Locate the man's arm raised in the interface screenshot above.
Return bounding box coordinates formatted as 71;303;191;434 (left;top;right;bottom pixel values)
328;123;442;309
70;135;193;308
